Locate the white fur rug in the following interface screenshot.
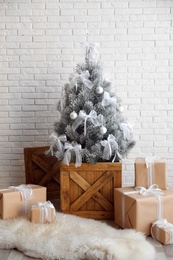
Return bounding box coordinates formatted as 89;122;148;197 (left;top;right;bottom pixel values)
0;212;155;260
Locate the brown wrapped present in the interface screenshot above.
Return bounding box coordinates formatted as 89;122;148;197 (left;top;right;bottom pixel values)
134;157;167;190
151;219;173;245
114;186;173;236
0;184;47;220
31;201;55;224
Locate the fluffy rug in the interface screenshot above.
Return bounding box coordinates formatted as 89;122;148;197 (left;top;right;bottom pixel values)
0;212;155;260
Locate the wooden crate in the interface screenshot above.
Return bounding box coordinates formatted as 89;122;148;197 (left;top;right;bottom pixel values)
60;162;122;220
24;146;60;200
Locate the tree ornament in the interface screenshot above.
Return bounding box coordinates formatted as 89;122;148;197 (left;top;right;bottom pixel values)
119;106;124;113
96;85;103;94
100;126;107;135
70;111;78;120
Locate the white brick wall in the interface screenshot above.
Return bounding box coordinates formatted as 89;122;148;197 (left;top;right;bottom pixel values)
0;0;173;188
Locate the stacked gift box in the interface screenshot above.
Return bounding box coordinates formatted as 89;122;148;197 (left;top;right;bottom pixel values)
114;157;173;245
0;184;55;224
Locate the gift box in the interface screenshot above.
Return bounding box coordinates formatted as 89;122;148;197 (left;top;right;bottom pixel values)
31;201;55;224
114;186;173;236
134;157;167;190
151;219;173;245
0;184;47;220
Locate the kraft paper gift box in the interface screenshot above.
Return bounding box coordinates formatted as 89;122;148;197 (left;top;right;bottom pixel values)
0;184;47;220
31;201;55;224
134;157;167;190
114;186;173;236
151;219;173;245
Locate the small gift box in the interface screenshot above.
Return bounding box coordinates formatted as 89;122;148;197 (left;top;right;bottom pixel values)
134;157;167;189
114;186;173;236
151;219;173;245
31;201;55;224
0;184;47;220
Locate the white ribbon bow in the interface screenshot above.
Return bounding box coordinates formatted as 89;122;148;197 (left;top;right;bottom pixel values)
82;42;100;61
101;134;121;162
72;110;100;136
119;123;133;141
9;184;33;214
151;219;173;244
32;201;55;223
63;142;82;167
135;184;164;196
101;91;117;107
153;219;173;229
70;70;94;90
48;132;67;155
136;184;164;221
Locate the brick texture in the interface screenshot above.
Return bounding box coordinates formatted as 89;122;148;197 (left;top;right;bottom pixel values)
0;0;173;189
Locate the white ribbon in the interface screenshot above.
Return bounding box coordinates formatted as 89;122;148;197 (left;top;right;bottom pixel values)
97;114;104;125
135;184;164;220
63;142;82;167
101;91;117;107
9;184;33;214
72;110;100;136
145;156;158;168
48;132;67;155
151;219;173;244
70;70;94;90
82;42;100;62
135;184;164;197
119;123;133;141
101;134;122;162
144;156;163;187
32;201;55;223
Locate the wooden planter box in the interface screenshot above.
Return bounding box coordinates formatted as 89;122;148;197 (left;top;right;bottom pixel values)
24;146;60;200
60;162;122;220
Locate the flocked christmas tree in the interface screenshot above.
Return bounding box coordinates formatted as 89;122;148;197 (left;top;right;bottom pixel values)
48;43;135;167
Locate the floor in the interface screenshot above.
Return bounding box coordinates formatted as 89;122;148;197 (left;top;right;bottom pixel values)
0;200;172;260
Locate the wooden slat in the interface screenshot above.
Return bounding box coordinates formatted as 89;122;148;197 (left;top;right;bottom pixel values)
70;171;114;211
77;171;87;211
60;171;70;211
32;155;60;186
86;170;95;211
70;171;113;211
32;154;50;172
114;170;122;188
61;162;122;171
94;171;103;211
63;210;114;220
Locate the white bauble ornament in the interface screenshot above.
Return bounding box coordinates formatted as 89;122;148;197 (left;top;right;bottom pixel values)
100;126;107;135
70;111;77;120
119;106;124;113
96;85;103;94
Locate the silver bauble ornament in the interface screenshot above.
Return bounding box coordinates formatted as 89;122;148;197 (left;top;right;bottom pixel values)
70;111;77;120
100;126;107;135
96;86;103;94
